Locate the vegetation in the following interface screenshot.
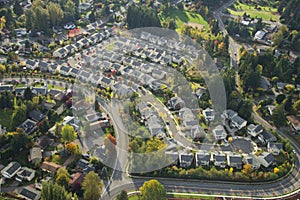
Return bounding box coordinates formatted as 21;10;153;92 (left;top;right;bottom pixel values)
127;5;161;29
82;171;103;200
41;181;78;200
115;190;129;200
139;179;166;200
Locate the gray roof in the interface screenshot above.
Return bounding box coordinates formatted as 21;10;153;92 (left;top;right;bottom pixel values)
20;187;40;200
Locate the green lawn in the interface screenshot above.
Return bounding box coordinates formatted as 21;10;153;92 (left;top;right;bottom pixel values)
227;1;279;21
47;84;65;90
128;195;140;200
160;8;209;32
0;109;13;130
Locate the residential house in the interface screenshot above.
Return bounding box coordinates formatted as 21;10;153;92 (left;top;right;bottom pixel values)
53;47;68;58
41;161;62;173
212;153;227;168
35;135;54;149
257;152;275;168
231;115;247;130
227;155;243;169
179;152;194;168
89;120;110;132
19;187;41;200
17;119;37;134
69;172;84;190
25;59;38;70
100;77;113;88
69;67;80;78
187;125;206;140
213;125;227;141
63;116;79;131
172;54;183;64
149;81;161;91
152;69;166;80
65;45;75;55
247;124;263;137
16;167;35;182
287;115;300;133
267;142;284;155
85;112;104;123
195;152;211;167
29;147;42;164
1;162;21;179
79;70;92;82
32;87;47;96
165;151;179;166
15;87;27;96
38;61;49;72
169;97;185;110
202;108;215;122
157;37;167;46
140;31;151;40
222;109;238;120
244;155;260;169
59;65;71;76
29;110;45;122
258;131;277;144
0;85;13;93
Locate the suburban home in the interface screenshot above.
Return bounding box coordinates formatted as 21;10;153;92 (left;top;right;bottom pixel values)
165;151;179;166
258;131;277;144
267;142;284;155
172;54;183;64
65;45;75;55
140;31;151;40
16;167;35;182
202;108;215;122
276;82;287;90
213;125;227;141
53;47;68;58
100;77;113;88
29;110;45;122
35;135;54;149
76;159;90;171
1;162;21;179
32;87;47;96
231;115;247;130
149;34;160;44
59;65;71;76
212;153;227;168
15;87;27;96
19;187;41;200
29;147;42;164
179;152;194;168
187;125;206;140
37;61;49;72
169;97;185;110
257;152;275;168
69;67;80;78
152;69;166;80
254;30;266;40
247;124;263;137
0;84;13;93
157;37;167;46
69;172;84;190
79;70;92;82
244;155;260;169
63;116;79;131
227;155;243;169
25;59;38;70
287;115;300;133
85;112;104;123
17;119;37;134
195;152;211;167
222;109;238;120
41;161;62;173
146;115;165;138
89;120;110;132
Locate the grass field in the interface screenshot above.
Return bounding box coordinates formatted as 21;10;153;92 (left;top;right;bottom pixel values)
160;8;209;32
227;1;279;21
47;84;65;90
0;109;13;130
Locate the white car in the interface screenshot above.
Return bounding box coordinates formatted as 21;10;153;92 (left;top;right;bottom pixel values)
64;23;76;30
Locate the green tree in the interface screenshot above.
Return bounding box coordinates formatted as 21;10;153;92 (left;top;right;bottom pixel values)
61;124;77;143
64;0;76;22
47;2;64;27
24;87;33;100
140;179;166;200
41;181;78;200
82;171;103;200
272;105;287;127
13;0;23;15
115;190;128;200
56;168;70;189
10;105;27;130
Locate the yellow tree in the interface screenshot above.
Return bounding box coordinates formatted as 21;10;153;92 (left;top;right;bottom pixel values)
0;16;5;30
140;179;166;200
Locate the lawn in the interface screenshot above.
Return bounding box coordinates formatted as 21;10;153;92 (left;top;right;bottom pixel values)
128;195;140;200
160;8;209;32
47;84;65;90
227;1;279;21
0;109;13;130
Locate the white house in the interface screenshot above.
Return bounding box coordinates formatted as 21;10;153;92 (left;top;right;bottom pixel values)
1;162;21;179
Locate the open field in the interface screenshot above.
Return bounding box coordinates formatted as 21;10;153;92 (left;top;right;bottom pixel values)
227;1;279;21
160;8;209;32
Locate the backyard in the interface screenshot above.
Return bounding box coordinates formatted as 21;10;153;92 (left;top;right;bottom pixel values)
227;0;279;21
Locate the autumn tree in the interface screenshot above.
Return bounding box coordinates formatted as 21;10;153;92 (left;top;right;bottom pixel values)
82;171;103;200
66;142;77;154
61;124;77;144
56;168;70;189
140;179;166;200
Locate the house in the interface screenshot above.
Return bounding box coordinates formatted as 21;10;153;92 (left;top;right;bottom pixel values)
59;65;71;76
266;105;276;116
152;69;166;80
25;59;38;70
19;187;41;200
287;115;300;133
258;130;277;144
41;161;62;173
276;82;287;90
187;125;206;140
29;110;45;122
89;120;110;131
227;155;243;169
1;162;21;179
212;153;227;168
0;84;13;93
169;97;185;110
63;116;79;131
69;172;84;190
76;159;94;173
179;152;194;168
231;115;247;130
140;31;151;40
16;167;35;182
64;45;75;55
195;152;210;166
100;77;113;88
213;125;227;141
149;81;161;91
247;124;263;137
35;135;54;149
79;70;92;82
257;152;275;168
29;147;42;164
222;109;238;120
254;30;266;40
53;47;68;58
267;142;284;155
32;87;47;96
17;119;37;134
202;108;215;122
165;151;179;166
37;61;49;72
244;155;260;169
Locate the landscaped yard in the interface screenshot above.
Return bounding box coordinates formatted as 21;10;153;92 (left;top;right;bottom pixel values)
227;1;279;21
0;109;13;130
160;8;209;32
47;84;65;90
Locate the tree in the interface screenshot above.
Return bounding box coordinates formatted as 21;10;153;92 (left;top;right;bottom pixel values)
24;87;33;100
64;0;77;22
116;190;128;200
272;105;287;127
56;168;70;189
127;5;161;29
13;0;23;15
47;2;64;27
140;179;166;200
41;181;78;200
39;119;50;133
82;171;103;200
10;105;27;130
61;124;77;144
66;142;77;154
0;16;5;30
